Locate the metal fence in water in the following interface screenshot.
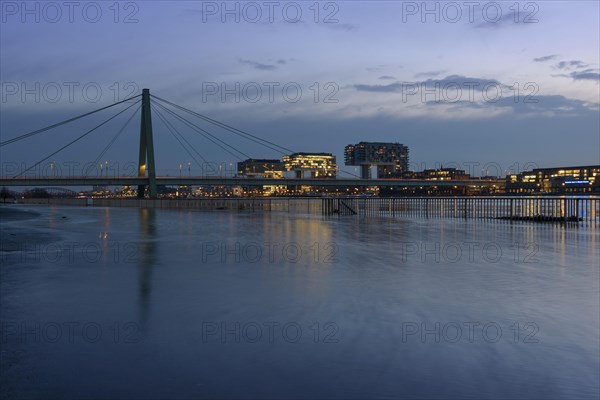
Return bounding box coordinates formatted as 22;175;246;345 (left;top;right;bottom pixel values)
322;196;600;226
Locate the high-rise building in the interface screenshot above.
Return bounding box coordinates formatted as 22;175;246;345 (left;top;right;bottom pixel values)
344;142;409;179
283;153;337;178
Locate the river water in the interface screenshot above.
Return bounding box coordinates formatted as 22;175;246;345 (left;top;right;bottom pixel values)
1;204;598;399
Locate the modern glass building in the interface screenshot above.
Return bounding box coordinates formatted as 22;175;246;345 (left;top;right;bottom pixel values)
344;142;409;179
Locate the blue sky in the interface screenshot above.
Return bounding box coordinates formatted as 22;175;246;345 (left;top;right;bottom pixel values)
1;1;599;177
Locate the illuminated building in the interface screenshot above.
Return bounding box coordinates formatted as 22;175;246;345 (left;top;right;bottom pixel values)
237;159;284;178
237;159;286;196
344;142;409;179
402;167;471;181
506;165;600;194
283;153;337;179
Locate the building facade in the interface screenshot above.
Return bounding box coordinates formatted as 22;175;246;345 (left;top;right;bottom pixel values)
237;159;284;178
344;142;409;179
283;153;337;178
401;167;471;181
506;165;600;194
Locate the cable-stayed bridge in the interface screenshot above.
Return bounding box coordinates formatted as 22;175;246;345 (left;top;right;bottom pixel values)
0;89;502;197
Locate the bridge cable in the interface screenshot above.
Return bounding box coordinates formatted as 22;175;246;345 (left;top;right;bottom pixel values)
152;100;249;160
0;94;142;147
13;99;141;178
152;100;248;160
85;103;142;177
151;95;295;155
151;104;207;167
152;95;290;155
338;170;361;178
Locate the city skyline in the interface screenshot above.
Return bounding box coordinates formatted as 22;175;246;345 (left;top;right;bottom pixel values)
1;1;599;175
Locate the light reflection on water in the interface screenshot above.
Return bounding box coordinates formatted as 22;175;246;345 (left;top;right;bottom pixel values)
0;205;598;399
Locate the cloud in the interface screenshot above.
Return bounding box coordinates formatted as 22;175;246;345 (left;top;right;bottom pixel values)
420;75;504;89
275;58;296;65
421;94;598;120
378;75;396;80
354;82;403;93
547;59;598;80
495;95;597;114
554;60;589;70
474;11;528;29
366;64;402;72
238;58;277;71
354;75;505;93
352;74;598;120
533;55;558;62
327;23;358;31
415;70;446;78
570;69;600;81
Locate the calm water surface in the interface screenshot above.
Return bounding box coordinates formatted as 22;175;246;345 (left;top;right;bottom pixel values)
1;205;598;399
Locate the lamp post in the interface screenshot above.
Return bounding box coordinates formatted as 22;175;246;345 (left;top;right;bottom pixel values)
188;162;191;176
179;163;182;177
105;161;108;177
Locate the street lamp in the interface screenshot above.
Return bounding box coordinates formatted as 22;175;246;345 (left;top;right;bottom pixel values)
188;162;191;176
105;161;108;177
179;163;182;177
99;163;103;176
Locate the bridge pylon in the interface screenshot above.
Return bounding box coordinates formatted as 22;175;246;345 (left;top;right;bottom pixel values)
137;88;157;198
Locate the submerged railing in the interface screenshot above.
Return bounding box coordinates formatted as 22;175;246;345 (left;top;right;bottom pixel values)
322;196;599;226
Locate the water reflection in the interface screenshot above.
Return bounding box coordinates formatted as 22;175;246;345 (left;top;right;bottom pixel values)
138;207;157;323
1;205;598;399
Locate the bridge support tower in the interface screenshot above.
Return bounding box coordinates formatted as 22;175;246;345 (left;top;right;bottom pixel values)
137;88;157;198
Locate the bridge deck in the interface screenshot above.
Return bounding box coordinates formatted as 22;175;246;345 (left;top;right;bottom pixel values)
0;177;503;187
